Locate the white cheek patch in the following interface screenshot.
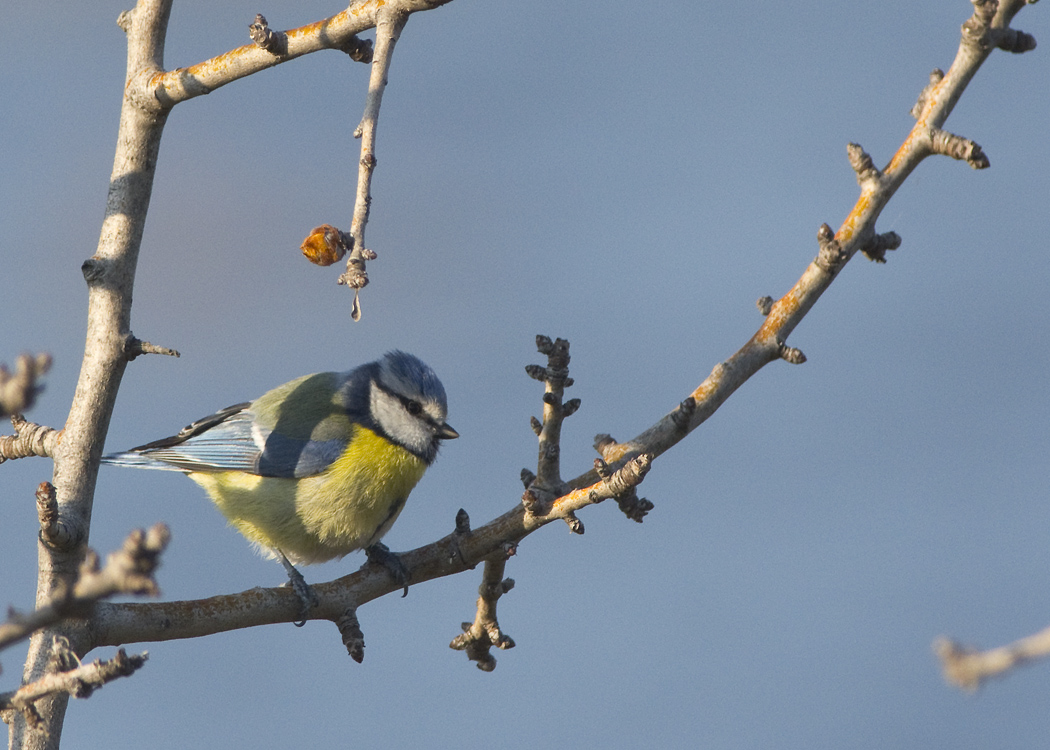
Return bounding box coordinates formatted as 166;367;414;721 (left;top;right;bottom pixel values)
369;381;432;457
370;384;403;429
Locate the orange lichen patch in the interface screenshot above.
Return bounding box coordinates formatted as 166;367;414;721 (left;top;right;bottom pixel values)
757;284;804;337
597;442;633;464
291;0;380;35
885;129;921;175
836;191;873;244
552;486;595;513
348;0;386;17
183;47;250;78
289;15;337;38
885;78;945;175
688;373;722;405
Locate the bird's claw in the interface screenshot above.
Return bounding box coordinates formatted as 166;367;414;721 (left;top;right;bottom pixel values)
365;542;410;597
279;551;319;626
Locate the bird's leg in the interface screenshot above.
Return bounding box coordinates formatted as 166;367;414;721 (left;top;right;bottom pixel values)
278;551;319;626
364;542;410;597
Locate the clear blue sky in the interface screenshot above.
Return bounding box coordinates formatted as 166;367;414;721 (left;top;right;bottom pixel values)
3;1;1049;748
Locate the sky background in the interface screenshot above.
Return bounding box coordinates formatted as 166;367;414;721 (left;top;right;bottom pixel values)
3;0;1049;747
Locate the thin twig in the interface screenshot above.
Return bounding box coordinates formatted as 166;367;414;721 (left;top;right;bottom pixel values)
521;336;578;518
123;335;180;361
577;0;1038;484
0;639;148;734
935;626;1050;692
340;8;410;320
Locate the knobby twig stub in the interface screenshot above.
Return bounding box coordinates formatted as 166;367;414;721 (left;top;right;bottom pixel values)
0;355;51;418
0;417;60;465
935;626;1050;692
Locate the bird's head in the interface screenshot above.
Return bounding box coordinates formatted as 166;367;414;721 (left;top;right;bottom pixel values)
364;350;458;464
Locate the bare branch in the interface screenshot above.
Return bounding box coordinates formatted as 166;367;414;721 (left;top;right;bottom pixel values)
935;626;1050;692
566;0;1039;488
0;638;147;734
85;395;658;657
520;336;577;519
140;0;449;108
7;6;1040;734
340;8;411;320
450;560;515;672
17;4;178;740
122;335;180;361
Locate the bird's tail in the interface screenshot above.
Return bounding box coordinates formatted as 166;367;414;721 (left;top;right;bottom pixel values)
100;451;189;472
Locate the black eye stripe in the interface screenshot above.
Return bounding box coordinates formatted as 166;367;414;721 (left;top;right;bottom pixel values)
373;379;435;424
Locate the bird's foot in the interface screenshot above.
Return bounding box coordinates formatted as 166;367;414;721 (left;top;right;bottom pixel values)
365;542;410;597
279;552;319;626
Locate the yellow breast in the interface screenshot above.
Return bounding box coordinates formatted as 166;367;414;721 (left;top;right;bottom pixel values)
189;426;428;564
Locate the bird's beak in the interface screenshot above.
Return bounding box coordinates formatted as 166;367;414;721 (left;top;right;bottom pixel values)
437;423;459;440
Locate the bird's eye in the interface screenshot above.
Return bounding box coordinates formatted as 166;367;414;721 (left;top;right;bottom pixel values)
405;400;422;416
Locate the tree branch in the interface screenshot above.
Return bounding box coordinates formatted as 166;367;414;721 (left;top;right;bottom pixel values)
574;0;1038;487
43;1;1040;680
935;625;1050;692
340;7;411;320
0;639;147;736
86;430;658;652
15;1;175;745
143;0;449;108
521;336;578;516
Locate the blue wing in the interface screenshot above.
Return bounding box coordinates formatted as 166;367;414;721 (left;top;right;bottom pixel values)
102;401;349;479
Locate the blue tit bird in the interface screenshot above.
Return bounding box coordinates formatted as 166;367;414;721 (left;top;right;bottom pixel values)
102;350;457;615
